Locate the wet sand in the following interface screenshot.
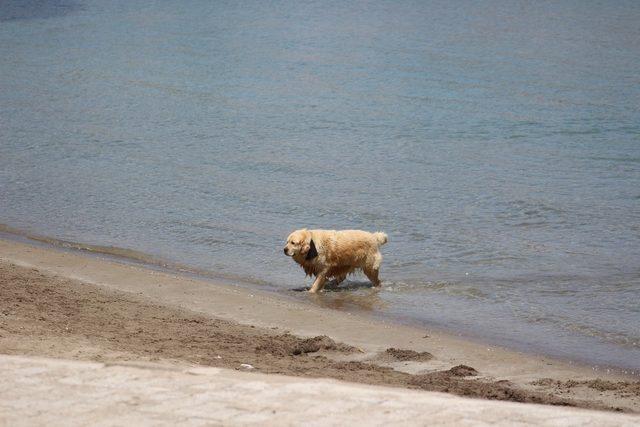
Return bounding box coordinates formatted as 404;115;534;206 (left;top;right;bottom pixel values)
1;238;639;413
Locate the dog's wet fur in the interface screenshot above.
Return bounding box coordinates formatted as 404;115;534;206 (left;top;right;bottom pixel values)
284;229;388;293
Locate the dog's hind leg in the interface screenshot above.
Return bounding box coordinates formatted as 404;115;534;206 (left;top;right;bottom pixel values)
364;267;381;287
309;272;327;293
335;274;347;286
364;252;382;287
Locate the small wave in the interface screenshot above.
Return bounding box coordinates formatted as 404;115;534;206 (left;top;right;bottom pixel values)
0;223;272;288
549;128;603;136
0;223;166;266
524;310;640;350
497;199;566;229
0;0;80;22
470;255;525;265
587;156;640;163
382;279;489;300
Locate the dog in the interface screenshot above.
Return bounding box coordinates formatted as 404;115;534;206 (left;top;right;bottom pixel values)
284;229;388;293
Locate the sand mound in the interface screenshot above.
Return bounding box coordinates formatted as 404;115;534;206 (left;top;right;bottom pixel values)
410;368;571;406
256;334;357;356
533;378;640;397
383;348;434;362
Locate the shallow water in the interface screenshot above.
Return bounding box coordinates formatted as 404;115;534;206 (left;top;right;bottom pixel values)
1;0;639;371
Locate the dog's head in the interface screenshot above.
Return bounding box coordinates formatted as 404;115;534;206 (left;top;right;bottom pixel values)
284;229;313;259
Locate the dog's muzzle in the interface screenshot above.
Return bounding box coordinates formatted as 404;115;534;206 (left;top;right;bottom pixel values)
283;247;289;256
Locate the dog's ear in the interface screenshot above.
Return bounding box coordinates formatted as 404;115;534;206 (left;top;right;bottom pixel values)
305;239;318;260
300;230;311;254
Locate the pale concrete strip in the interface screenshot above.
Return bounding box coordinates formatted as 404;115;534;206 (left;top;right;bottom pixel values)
0;355;637;427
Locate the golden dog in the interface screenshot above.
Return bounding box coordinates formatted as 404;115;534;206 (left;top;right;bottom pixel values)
284;229;388;293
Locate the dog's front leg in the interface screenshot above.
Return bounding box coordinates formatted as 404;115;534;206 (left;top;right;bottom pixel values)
309;272;327;293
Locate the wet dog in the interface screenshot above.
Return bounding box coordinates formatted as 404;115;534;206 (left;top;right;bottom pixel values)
284;229;388;293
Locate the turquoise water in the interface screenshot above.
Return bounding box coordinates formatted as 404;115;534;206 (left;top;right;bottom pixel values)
1;0;639;371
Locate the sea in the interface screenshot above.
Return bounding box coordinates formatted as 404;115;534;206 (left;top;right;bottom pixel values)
1;0;639;372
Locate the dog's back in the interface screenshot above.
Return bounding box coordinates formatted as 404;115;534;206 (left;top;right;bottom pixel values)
321;229;386;263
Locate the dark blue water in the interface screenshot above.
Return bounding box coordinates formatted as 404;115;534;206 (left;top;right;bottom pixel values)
1;0;639;371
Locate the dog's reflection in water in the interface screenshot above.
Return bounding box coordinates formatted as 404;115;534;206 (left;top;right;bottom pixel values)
292;279;385;312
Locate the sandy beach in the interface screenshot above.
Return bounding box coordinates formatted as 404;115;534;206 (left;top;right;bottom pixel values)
1;235;639;421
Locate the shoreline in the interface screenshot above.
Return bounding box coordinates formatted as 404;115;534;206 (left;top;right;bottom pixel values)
1;236;639;412
1;224;638;376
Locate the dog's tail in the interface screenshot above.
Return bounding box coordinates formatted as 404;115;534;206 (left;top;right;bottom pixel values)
373;232;388;246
